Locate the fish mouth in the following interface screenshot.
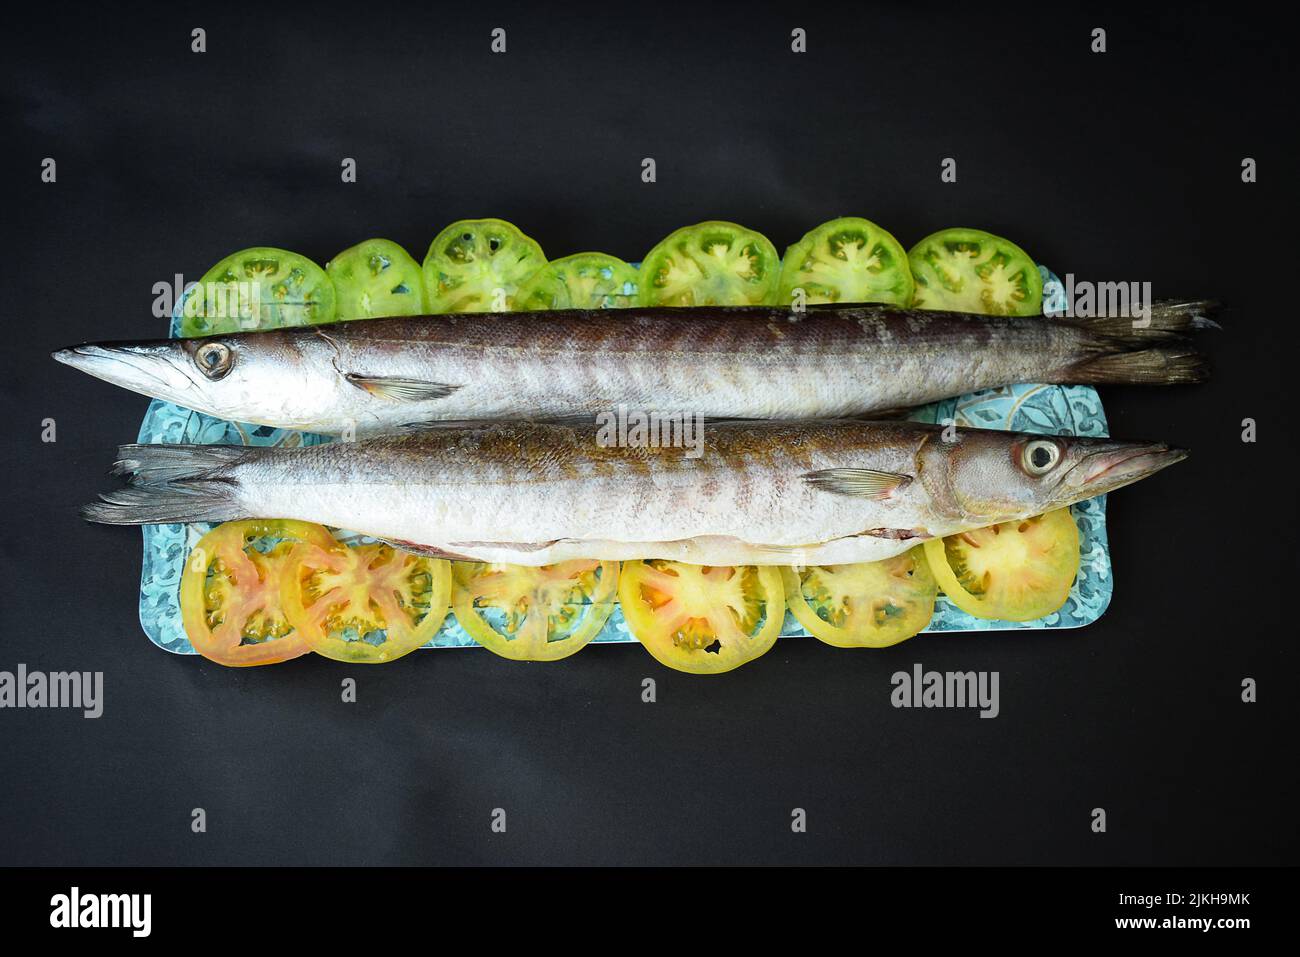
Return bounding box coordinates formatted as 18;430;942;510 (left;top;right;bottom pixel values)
1070;442;1188;497
52;341;199;398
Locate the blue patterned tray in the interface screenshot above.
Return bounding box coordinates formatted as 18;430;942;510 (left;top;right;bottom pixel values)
136;266;1111;654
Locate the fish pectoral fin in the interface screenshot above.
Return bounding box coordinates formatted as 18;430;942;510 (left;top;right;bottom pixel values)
447;539;560;552
753;543;805;554
345;374;461;401
377;538;478;560
387;419;506;434
390;415;596;433
379;538;566;561
802;468;913;499
859;526;932;541
853;406;922;421
752;542;825;561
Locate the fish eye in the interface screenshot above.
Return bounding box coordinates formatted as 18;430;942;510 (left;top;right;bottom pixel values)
1021;439;1061;476
194;341;233;380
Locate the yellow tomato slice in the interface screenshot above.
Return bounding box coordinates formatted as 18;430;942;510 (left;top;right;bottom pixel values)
281;541;452;663
923;508;1080;621
179;519;337;667
451;560;619;661
617;561;785;674
782;547;937;648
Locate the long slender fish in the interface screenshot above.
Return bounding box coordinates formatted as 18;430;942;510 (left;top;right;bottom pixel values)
82;420;1185;566
52;302;1215;435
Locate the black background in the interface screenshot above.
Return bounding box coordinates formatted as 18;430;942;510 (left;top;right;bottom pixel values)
1;3;1295;867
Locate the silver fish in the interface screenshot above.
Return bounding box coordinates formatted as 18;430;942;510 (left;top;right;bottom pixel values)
82;420;1185;566
52;302;1215;435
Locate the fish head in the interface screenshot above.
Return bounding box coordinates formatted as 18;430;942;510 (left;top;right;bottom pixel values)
52;331;342;429
923;427;1187;523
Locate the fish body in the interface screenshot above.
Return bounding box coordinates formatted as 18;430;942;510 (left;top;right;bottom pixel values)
53;302;1214;435
84;420;1185;566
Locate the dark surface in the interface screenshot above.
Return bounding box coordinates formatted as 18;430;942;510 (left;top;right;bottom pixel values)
0;5;1294;866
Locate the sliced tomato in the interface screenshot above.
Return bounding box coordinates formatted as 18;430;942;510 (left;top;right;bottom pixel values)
782;547;937;648
180;247;337;336
326;238;427;319
777;216;914;307
512;253;639;310
618;561;785;674
178;519;337;667
908;228;1042;316
637;221;780;307
451;560;619;661
280;541;451;663
421;218;547;313
923;508;1079;621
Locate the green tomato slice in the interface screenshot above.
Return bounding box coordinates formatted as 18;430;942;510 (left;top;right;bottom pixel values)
326;238;427;320
908;227;1042;316
421;218;547;313
777;216;914;306
513;252;639;310
637;221;780;307
180;246;336;336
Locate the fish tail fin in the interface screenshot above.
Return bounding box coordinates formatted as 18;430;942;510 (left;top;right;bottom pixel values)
81;483;244;525
1072;299;1222;342
83;444;248;525
1056;300;1218;385
109;443;247;483
1060;345;1211;385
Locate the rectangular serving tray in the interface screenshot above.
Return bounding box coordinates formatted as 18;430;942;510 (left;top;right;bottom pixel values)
136;266;1112;654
